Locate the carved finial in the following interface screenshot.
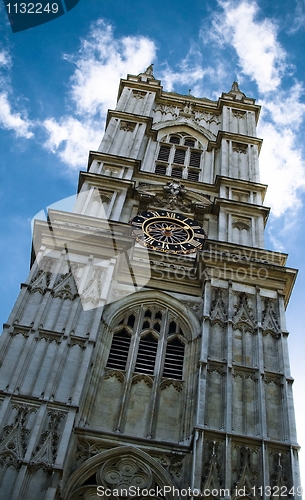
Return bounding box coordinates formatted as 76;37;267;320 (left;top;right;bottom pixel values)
228;80;247;100
138;64;155;82
231;81;240;92
145;64;154;76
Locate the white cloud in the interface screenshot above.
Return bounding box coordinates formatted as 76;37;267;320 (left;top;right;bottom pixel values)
287;0;305;34
43;116;101;168
43;19;156;168
207;0;287;93
159;45;214;93
0;49;11;68
0;92;33;139
258;121;305;216
260;83;305;128
202;0;305;221
64;19;156;117
0;49;33;139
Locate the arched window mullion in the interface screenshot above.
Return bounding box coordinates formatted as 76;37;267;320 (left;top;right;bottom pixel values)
125;305;146;377
106;329;131;371
134;332;158;376
162;336;185;380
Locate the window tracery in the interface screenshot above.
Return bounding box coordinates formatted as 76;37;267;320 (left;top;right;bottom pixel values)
155;133;203;182
106;306;186;380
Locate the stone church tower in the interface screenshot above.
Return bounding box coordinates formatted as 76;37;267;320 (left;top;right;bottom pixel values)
0;67;301;499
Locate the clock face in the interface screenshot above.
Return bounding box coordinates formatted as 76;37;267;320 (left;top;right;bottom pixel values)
131;210;206;254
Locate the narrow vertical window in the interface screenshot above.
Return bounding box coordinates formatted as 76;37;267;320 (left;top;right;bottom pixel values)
170;136;180;144
173;149;186;164
155;164;166;175
157;146;170;161
107;329;131;370
134;333;158;375
163;337;185;379
189;151;201;167
171;167;183;178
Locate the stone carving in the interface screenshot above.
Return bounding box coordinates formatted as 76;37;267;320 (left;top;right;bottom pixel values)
264;374;283;386
132;89;146;99
233;293;255;332
143;64;154;77
182;301;201;314
38;330;62;344
194;111;221;125
210;289;227;326
103;166;121;176
262;299;281;338
103;369;125;383
154;453;184;483
136;182;211;215
160;379;183;392
207;363;225;375
67;335;87;349
232;142;248;154
138;193;153;212
154;103;179;117
81;266;105;306
97;457;153;492
270;453;289;497
38;256;55;273
232;369;257;380
164;180;187;197
52;272;79;301
232;189;249;203
180;101;194;117
70;262;86;284
74;441;106;468
91;188;113;205
232;447;259;499
228;81;247;100
29;269;51;294
202;441;222;492
30;410;65;470
120;121;136;132
232;109;246;119
232;217;251;231
0;404;35;469
10;325;31;338
161;180;188;210
131;373;153;388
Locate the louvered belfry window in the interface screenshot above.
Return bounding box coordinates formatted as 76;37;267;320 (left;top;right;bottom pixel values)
173;148;186;164
171;167;183;178
163;337;185;380
106;307;186;380
155;164;166;175
189;151;201;167
106;329;131;371
157;145;170;161
134;333;158;375
155;134;202;180
187;170;199;181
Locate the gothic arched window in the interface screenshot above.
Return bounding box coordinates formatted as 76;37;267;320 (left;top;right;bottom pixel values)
106;306;186;380
155;133;203;181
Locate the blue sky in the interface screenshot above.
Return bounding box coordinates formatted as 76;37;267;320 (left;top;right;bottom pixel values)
0;0;305;484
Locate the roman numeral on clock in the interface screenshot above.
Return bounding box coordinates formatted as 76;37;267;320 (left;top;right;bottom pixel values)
189;239;202;247
145;237;156;245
